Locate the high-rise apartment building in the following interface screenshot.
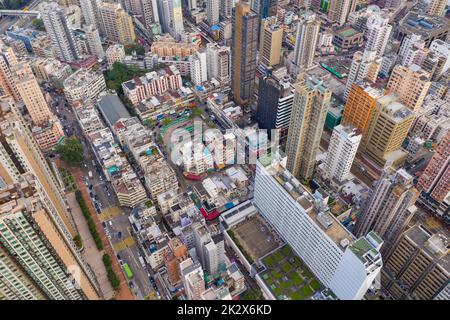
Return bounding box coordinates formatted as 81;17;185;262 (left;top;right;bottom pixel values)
0;97;75;235
254;156;384;300
256;72;294;143
206;43;230;82
342;84;384;136
344;50;382;100
259;16;283;69
231;3;258;106
220;0;233;19
206;0;220;26
164;237;188;286
361;93;416;167
354;168;419;253
12;63;52;127
84;24;105;60
180;258;205;300
381;224;449;300
79;0;99;27
328;0;357;26
416;131;450;203
292;11;320;71
142;0;160;30
428;0;447;16
365;11;392;57
322;125;362;184
0;42;20;101
0;173;100;300
251;0;278;19
398;34;429;67
387;64;431;112
190;50;208;85
39;2;80;62
285;75;331;180
99;2;136;44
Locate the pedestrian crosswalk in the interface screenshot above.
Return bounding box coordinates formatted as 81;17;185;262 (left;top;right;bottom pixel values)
99;207;121;222
113;236;136;252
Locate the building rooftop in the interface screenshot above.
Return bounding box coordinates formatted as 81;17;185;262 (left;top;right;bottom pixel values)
97;94;131;126
260;157;355;247
400;12;450;38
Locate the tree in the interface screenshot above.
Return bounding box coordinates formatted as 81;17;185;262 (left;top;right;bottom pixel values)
56;137;84;167
32;18;45;31
124;44;145;56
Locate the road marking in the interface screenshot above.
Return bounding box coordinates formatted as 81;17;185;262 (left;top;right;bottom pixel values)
99;207;121;221
113;236;136;252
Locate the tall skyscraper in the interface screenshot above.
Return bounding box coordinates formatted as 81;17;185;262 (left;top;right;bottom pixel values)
99;2;136;44
169;0;184;36
220;0;233;19
365;11;392;57
12;63;53;127
428;0;447;16
40;2;80;62
256;72;294;143
322;125;362;184
157;0;171;34
254;156;384;300
344;50;382;100
84;24;105;59
206;0;220;26
292;11;320;71
328;0;357;26
381;224;449;300
354;167;419;252
79;0;99;27
0;173;100;300
342;84;384;136
142;0;160;30
0;42;20;101
285;75;331;179
417;131;450;203
231;3;258;106
259;16;283;69
0;97;75;235
361;93;415;167
251;0;278;19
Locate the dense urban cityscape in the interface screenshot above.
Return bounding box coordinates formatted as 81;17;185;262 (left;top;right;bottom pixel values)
0;0;448;303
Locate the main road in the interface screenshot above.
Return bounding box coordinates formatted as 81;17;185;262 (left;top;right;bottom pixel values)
48;90;158;299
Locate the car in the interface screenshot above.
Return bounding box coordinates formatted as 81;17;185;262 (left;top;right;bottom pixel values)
89;185;93;190
118;259;124;266
94;195;99;200
117;254;121;260
107;192;111;197
89;192;94;198
128;281;134;288
118;231;122;239
102;222;106;228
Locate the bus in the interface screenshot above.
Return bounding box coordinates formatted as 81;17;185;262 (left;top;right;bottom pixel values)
123;263;134;279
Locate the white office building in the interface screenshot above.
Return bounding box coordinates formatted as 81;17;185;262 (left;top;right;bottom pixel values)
292;11;321;70
254;156;384;300
190;51;208;85
365;12;392;57
322;125;362;184
344;50;381;100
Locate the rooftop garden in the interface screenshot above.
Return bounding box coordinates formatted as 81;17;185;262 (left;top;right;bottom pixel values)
260;246;323;300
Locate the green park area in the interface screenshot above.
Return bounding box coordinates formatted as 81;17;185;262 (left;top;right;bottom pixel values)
260;246;322;300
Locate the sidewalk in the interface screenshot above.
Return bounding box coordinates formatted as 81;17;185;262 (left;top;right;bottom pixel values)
66;192;115;300
71;167;134;300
